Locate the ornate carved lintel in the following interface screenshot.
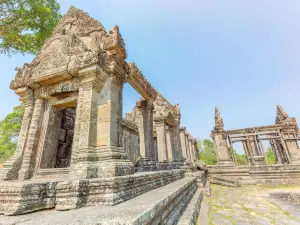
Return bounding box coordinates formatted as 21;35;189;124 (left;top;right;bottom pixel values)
127;62;157;101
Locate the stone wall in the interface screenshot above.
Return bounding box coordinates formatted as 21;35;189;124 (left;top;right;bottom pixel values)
122;119;139;166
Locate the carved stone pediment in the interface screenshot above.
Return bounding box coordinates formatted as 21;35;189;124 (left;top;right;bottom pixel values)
10;64;33;89
10;7;112;90
275;104;297;126
214;106;224;132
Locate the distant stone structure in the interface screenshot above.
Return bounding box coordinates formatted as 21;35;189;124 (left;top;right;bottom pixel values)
0;8;207;223
209;105;300;185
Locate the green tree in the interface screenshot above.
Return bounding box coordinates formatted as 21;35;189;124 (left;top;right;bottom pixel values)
266;147;276;164
228;147;248;165
0;0;61;55
235;152;248;165
198;139;217;165
0;106;24;163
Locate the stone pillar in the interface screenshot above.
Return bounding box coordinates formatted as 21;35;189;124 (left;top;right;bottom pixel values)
212;132;234;166
173;126;184;165
185;132;191;163
154;117;170;170
281;129;300;164
0;87;34;180
270;140;283;164
188;136;195;163
136;99;156;171
192;139;198;160
212;106;234;166
179;127;188;162
242;140;252;165
166;126;174;161
69;65;134;179
18;98;45;180
248;135;265;165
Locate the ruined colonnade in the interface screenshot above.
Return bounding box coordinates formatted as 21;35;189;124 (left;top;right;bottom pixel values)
211;105;300;167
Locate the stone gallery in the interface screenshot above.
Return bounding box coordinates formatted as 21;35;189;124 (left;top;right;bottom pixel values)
209;105;300;185
0;7;208;224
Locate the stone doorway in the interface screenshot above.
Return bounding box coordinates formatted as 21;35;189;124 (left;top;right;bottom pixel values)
55;108;76;168
38;106;76;170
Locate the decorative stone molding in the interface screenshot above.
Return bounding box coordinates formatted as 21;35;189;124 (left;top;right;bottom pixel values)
127;62;157;101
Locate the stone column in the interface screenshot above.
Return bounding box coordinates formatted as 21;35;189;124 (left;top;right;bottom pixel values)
136;99;156;171
179;127;188;162
242;140;252;165
18;98;45;180
154;117;170;170
248;135;265;165
0;87;34;180
270;140;283;164
173;126;184;166
212;106;234;166
166;125;175;168
188;136;195;163
185;132;191;163
281;129;300;164
212;131;234;166
69;65;134;179
192;139;198;161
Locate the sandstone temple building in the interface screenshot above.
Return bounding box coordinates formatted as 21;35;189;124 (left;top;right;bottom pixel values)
1;6;300;225
209;105;300;185
0;7;208;224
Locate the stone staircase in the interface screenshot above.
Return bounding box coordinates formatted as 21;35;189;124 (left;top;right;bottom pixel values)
0;175;209;225
209;175;241;187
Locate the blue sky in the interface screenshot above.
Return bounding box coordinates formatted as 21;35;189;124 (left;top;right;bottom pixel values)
1;0;300;143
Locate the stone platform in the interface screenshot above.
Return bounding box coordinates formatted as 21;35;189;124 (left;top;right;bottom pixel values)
0;176;203;225
207;164;300;185
56;169;185;210
0;170;184;215
0;179;62;215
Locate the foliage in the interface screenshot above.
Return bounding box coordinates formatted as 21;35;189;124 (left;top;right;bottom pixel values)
198;139;217;165
0;106;24;163
199;139;248;165
228;147;248;165
265;147;276;164
235;151;248;165
0;0;61;55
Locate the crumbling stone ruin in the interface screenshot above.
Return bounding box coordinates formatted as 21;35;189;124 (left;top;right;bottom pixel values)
209;105;300;185
0;7;208;224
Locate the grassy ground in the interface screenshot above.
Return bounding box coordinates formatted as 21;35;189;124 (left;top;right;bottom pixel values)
207;184;300;225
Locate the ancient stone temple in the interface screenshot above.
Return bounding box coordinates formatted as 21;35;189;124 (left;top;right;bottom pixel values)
209;105;300;185
0;8;208;224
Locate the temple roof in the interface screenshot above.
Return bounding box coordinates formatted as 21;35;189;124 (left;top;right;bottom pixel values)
10;7;127;90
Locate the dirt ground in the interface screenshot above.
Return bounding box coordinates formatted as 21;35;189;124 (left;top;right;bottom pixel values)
208;184;300;225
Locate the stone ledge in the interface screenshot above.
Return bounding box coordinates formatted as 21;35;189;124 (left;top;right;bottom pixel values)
177;189;203;225
0;177;197;225
56;169;185;210
0;180;61;215
197;197;209;225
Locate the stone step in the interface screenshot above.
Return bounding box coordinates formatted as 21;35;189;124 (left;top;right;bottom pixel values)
197;197;209;225
0;177;198;225
210;179;238;187
177;189;203;225
210;176;241;187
